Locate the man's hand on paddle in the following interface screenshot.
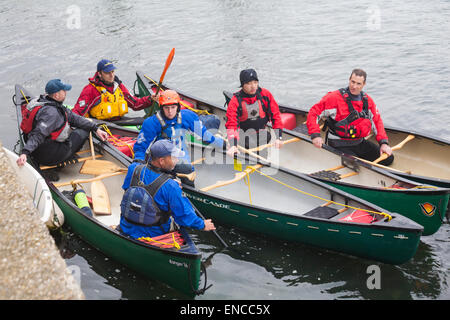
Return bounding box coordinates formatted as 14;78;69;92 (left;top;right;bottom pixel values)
226;145;239;157
380;143;392;157
203;219;216;231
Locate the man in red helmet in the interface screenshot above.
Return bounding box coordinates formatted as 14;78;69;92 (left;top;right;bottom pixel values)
72;59;153;121
225;68;284;157
133;89;227;185
306;69;393;165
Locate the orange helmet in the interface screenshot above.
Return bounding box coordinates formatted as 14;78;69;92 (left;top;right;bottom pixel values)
158;90;180;107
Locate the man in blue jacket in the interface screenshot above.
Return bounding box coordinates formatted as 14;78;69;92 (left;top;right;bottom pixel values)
133;89;227;185
120;139;216;239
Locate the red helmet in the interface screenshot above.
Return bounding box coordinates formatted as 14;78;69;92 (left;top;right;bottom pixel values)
158;90;180;107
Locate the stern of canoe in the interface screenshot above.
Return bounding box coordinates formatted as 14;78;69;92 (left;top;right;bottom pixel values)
321;182;449;236
182;188;421;265
51;189;201;296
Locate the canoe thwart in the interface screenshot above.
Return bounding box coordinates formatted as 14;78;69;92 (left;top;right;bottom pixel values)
54;171;126;188
373;134;415;164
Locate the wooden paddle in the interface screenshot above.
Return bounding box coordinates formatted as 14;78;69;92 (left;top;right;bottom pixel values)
236;145;270;164
54;170;126;188
145;48;176;117
248;137;300;153
201;164;263;192
86;132;112;215
373;134;415;164
188;199;228;248
40;154;103;170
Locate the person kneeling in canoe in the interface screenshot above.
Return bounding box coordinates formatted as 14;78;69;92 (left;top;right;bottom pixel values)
306;69;393;165
119;140;216;239
17;79;108;175
225;68;284;157
133;89;227;186
72;59;153;121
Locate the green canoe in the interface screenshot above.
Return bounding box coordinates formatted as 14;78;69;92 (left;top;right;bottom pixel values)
128;72;450;235
13;84;206;297
99;133;424;265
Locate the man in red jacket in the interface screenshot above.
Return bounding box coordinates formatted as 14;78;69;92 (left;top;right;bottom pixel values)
306;69;393;165
72;59;153;120
225;68;284;157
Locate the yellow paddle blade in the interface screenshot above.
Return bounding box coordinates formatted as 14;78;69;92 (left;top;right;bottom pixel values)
233;158;242;172
91;180;111;215
80;159;127;175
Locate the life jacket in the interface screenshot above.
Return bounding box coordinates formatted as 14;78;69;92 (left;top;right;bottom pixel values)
120;165;171;227
155;109;183;140
326;88;371;140
89;83;128;120
234;90;272;131
20;97;69;142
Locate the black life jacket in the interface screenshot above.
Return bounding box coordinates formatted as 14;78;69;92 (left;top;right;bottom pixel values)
326;88;370;139
120;165;172;227
234;89;273;131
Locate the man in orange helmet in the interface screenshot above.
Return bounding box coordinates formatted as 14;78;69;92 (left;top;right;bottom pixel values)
133;89;227;185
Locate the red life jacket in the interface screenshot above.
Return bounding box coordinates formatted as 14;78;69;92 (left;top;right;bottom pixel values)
326;88;372;140
20;99;68;140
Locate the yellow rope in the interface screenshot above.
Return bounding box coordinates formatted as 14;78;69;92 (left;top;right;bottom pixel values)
143;74;210;115
137;232;181;250
412;185;439;189
244;172;252;204
100;124;135;157
251;166;393;221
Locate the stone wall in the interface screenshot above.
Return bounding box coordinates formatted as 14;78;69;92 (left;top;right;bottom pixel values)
0;141;84;299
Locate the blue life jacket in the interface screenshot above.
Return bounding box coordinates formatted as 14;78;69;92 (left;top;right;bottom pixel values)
120;165;171;226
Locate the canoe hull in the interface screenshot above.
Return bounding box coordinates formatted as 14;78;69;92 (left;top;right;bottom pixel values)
51;188;202;296
183;187;421;265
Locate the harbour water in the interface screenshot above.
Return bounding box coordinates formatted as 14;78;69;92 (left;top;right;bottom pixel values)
0;0;449;300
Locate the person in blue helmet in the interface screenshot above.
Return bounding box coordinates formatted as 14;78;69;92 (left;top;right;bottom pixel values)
133;89;228;186
119;139;216;239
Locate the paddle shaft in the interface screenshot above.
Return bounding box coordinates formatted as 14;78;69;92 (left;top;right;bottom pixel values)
248;137;300;153
54;170;126;188
188;199;228;248
40;154;103;170
201;164;263;192
236;145;270;164
373;134;415;164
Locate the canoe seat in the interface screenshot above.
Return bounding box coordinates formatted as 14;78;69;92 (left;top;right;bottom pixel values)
310;170;341;181
304;206;340;219
310;169;358;181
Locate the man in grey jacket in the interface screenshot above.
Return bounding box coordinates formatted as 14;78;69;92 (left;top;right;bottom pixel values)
17;79;108;169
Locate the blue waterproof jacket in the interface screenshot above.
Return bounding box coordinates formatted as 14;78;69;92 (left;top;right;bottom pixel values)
133;109;225;166
119;162;205;239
